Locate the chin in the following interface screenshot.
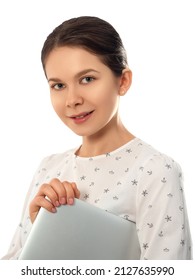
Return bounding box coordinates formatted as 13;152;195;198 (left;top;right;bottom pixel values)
66;120;109;138
68;126;100;138
72;131;94;137
66;127;89;137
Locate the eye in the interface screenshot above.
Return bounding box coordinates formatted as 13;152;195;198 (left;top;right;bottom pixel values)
51;83;65;90
81;76;95;84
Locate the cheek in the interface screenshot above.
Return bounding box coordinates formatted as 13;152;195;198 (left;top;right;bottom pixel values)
98;88;119;109
91;82;119;105
50;96;65;117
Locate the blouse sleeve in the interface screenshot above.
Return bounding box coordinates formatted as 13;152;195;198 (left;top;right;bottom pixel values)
1;188;33;259
1;157;47;260
136;154;192;259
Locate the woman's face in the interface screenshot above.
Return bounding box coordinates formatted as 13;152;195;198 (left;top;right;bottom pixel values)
45;46;124;138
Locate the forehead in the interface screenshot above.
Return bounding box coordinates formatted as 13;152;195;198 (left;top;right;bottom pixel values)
45;46;107;79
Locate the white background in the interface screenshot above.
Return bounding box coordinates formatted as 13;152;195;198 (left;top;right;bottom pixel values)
0;0;194;259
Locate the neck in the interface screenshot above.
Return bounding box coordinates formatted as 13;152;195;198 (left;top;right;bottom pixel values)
76;117;135;157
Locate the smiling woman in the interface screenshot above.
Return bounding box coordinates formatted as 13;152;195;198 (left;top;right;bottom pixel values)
1;16;192;260
45;46;132;141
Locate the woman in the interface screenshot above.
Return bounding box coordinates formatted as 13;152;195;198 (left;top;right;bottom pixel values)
2;16;192;260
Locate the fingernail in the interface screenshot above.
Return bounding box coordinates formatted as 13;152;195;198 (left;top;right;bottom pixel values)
60;197;66;205
55;201;60;207
68;198;74;205
52;207;56;213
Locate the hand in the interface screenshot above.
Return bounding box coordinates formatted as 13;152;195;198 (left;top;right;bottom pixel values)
29;178;80;223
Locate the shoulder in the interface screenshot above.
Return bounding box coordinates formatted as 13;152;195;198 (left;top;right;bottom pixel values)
135;139;182;183
136;138;181;167
36;148;76;171
135;140;184;209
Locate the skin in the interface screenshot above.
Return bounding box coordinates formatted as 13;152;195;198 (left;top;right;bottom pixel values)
29;46;134;223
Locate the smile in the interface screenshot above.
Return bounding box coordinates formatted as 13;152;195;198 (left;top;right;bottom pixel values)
69;111;94;124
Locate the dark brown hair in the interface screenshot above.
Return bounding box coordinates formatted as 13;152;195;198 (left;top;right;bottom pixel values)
41;16;128;77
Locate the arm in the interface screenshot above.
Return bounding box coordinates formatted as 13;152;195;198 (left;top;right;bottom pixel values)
136;154;192;260
1;155;80;259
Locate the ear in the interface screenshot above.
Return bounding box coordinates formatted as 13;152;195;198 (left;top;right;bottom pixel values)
118;68;132;96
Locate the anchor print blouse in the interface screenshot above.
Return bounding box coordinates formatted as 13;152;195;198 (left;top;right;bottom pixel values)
2;138;192;259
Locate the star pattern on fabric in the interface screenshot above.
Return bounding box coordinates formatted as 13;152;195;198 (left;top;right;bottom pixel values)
165;164;172;169
142;190;148;196
165;215;172;222
131;179;138;186
143;243;149;250
6;138;191;261
104;188;109;193
83;194;89;200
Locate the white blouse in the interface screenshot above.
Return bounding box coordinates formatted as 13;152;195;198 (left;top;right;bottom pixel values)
2;138;192;260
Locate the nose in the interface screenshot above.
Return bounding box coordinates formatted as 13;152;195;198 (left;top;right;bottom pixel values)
66;87;84;108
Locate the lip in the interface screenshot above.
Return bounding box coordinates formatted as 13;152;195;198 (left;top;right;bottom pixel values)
68;110;94;124
69;111;93;118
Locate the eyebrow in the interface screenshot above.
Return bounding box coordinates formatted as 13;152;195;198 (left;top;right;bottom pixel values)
48;68;100;83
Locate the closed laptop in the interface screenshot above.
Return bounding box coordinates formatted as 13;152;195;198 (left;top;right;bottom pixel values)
19;199;141;260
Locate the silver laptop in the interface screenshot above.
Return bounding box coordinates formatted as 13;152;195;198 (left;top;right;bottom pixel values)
19;199;141;260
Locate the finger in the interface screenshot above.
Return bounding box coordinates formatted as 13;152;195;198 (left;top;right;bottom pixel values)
62;181;75;205
71;182;81;199
62;181;80;205
37;183;60;207
29;196;56;223
49;178;67;205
